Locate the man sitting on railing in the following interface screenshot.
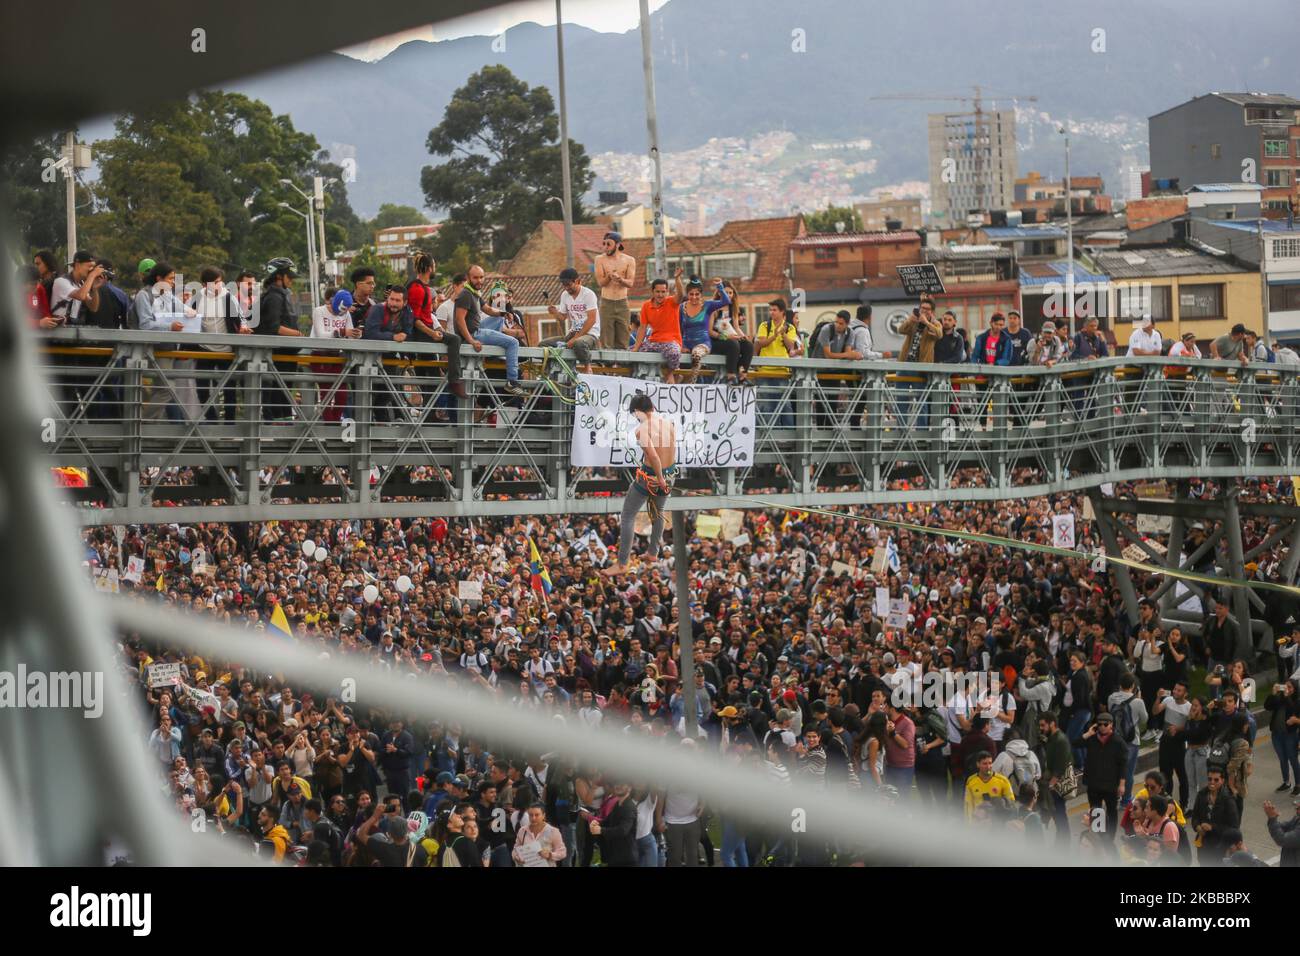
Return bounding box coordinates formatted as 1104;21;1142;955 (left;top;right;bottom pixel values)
408;253;467;402
632;269;685;384
362;284;414;423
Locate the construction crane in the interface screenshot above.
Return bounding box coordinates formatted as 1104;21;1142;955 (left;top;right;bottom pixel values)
871;86;1038;219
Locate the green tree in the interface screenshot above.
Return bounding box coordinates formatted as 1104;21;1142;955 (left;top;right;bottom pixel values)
421;65;594;263
0;132;78;261
370;203;429;232
82;92;363;282
804;204;863;234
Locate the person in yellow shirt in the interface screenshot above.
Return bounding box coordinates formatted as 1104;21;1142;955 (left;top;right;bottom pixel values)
964;751;1016;820
257;806;291;862
753;298;802;427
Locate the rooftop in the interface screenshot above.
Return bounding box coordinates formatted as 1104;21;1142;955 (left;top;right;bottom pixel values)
984;225;1068;240
1185;182;1265;193
1018;260;1108;288
1091;245;1249;278
789;230;921;248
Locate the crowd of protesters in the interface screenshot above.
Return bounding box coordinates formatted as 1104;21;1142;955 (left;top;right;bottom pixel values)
87;473;1300;867
24;243;1300;434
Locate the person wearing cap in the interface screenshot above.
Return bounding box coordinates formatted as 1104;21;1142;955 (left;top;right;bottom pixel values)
1028;321;1066;367
594;230;635;352
48;249;100;328
1127;313;1162;357
256;257;303;420
1081;711;1129;842
543;267;600;374
310;286;360;423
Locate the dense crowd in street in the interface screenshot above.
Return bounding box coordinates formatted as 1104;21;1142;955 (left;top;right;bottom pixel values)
89;473;1300;867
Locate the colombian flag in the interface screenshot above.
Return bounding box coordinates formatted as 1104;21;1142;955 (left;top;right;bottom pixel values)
529;537;553;595
269;601;293;639
52;466;88;488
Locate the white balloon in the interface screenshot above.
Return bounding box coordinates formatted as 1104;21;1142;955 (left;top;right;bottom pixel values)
396;575;413;594
314;547;328;562
363;584;379;604
301;539;316;556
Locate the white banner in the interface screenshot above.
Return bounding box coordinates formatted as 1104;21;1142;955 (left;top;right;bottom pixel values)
570;374;756;468
147;662;182;688
887;598;910;630
458;580;483;603
1052;513;1076;550
124;556;146;584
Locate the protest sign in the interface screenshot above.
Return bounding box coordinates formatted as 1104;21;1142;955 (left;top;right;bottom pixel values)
571;374;756;468
147;663;182;688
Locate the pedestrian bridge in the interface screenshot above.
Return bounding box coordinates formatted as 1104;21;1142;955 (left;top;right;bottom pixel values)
37;328;1300;527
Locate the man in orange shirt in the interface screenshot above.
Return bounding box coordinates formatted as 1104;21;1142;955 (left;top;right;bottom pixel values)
632;267;686;383
595;231;636;351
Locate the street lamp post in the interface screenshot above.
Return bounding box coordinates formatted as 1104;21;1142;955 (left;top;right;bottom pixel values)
314;176;337;300
1060;125;1074;336
279;201;319;310
639;0;667;281
281;179;323;309
554;0;574;270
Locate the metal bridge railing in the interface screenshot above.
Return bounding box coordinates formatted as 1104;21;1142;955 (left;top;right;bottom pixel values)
35;328;1300;524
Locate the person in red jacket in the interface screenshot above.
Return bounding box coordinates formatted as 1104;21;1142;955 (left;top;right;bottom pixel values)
406;253;467;401
19;265;55;328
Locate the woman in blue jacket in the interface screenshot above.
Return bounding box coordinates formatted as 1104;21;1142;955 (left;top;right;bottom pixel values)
679;279;730;374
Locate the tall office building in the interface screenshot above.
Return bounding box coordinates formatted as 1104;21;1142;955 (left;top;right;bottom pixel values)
928;109;1018;225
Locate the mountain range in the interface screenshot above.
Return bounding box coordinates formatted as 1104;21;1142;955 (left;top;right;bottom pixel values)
88;0;1300;220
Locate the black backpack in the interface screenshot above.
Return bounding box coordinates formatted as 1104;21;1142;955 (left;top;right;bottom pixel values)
1113;694;1138;743
1206;739;1231;770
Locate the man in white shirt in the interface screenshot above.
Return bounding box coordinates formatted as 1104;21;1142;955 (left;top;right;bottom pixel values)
1127;315;1163;356
49;251;101;325
541;267;600;373
976;677;1016;745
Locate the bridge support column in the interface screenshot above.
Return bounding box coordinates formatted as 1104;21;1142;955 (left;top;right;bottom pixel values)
672;509;697;739
1088;488;1141;626
1222;490;1254;662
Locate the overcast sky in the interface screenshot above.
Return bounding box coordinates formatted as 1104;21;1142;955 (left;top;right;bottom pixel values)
340;0;670;61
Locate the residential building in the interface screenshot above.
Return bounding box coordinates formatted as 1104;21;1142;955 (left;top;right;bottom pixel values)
1149;92;1300;218
913;244;1020;344
1013;171;1113;221
374;223;439;275
495;221;610;276
619;215;806;334
853;194;923;232
591;191;675;240
788;229;922;339
928;109;1018;227
1183;182;1264;220
1091;245;1258;341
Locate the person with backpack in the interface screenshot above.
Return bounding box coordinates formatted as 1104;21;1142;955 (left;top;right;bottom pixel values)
991;733;1041;798
406;253;467;404
1106;672;1148;807
192;265;252;422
